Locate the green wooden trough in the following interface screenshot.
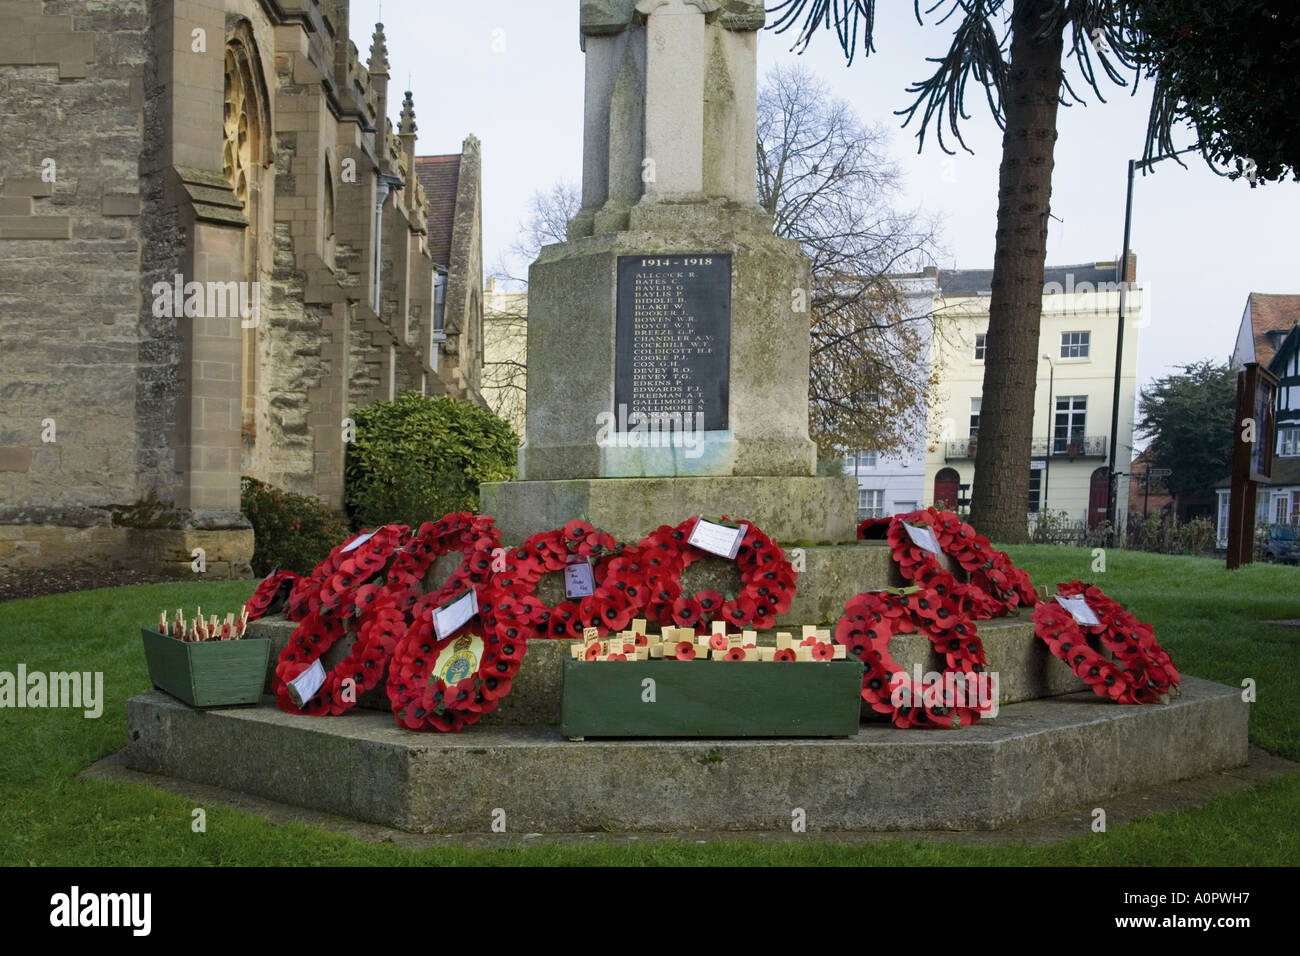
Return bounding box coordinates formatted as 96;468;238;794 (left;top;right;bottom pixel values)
560;657;864;738
140;628;271;708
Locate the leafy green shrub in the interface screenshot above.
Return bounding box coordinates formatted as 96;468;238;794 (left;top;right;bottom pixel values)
241;477;349;576
344;391;519;529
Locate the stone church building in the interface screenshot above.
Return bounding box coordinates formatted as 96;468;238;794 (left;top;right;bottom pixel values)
0;0;485;576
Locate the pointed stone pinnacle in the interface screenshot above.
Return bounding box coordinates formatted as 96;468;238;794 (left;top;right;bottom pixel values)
399;90;416;135
368;22;389;75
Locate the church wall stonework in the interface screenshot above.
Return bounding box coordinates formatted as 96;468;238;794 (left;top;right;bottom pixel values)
0;1;486;575
0;0;155;568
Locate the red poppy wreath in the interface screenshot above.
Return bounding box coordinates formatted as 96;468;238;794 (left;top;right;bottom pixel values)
483;519;643;641
1032;581;1180;704
271;532;373;624
885;508;1036;618
635;516;797;632
833;589;991;729
271;524;411;716
383;512;501;616
242;539;351;626
244;569;299;622
386;584;526;732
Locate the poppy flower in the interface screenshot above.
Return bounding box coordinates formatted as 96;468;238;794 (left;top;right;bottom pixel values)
861;666;892;706
672;596;703;628
496;637;525;662
696;590;724;615
350;582;384;617
651;581;683;606
933;511;963;535
353;549;388;576
445;677;477;709
837;634;869;659
856;516;892;539
768;589;795;616
479;674;512;701
320;575;351;610
590;531;619;553
774;648;796;662
721;596;757;628
603;555;641;579
812;642;834;661
675;641;696;661
724;647;745;661
436;710;467;733
710;633;729;651
922;597;963;633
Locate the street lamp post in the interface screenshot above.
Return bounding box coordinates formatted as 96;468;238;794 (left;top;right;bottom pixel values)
1105;159;1138;544
1042;353;1055;514
1106;146;1201;543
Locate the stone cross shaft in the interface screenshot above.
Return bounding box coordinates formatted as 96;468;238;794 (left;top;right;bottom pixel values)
573;0;765;237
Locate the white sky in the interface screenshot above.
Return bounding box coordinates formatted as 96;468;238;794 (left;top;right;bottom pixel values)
355;0;1300;394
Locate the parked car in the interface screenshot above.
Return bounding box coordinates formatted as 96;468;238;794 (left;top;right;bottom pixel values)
1263;524;1300;564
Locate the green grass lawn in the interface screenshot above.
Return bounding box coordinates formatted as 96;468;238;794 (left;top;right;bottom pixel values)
1;547;1297;866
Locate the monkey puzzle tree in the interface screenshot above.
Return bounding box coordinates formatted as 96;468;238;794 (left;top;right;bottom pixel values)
769;0;1144;541
1132;0;1300;186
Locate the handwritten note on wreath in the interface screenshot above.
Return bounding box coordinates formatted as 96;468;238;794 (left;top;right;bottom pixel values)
564;555;596;598
688;518;748;559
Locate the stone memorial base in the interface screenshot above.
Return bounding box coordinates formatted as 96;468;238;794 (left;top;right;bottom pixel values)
123;678;1248;832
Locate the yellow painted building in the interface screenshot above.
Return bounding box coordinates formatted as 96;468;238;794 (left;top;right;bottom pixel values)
924;260;1141;530
483;278;529;441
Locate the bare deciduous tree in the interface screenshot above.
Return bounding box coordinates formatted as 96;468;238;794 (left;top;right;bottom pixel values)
758;63;943;458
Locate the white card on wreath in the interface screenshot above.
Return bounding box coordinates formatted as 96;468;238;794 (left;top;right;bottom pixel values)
342;528;380;553
433;588;480;640
903;523;942;555
564;554;596;598
688;518;748;559
287;659;326;708
1055;594;1100;626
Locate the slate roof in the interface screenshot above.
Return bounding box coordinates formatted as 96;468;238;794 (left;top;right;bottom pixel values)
413;154;461;268
937;262;1122;297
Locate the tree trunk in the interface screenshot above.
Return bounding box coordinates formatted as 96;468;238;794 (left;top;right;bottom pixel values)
968;0;1064;543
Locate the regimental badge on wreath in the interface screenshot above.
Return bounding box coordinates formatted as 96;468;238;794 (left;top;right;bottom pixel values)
436;633;482;686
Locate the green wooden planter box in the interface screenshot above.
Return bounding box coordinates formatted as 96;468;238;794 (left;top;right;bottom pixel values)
561;658;864;738
140;628;271;708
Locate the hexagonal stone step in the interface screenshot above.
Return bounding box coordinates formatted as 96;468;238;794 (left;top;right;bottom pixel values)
124;675;1246;833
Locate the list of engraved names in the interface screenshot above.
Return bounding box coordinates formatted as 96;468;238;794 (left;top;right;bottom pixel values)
614;254;731;432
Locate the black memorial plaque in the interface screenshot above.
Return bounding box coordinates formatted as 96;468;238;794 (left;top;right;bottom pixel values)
614;254;731;432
